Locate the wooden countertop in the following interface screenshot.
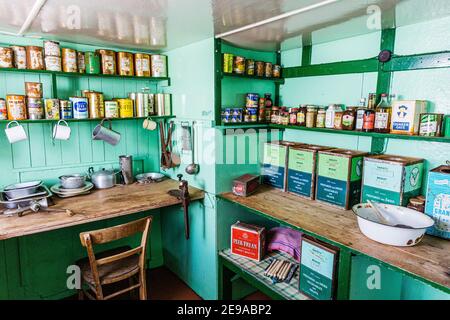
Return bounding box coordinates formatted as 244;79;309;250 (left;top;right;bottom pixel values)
0;179;204;240
220;186;450;290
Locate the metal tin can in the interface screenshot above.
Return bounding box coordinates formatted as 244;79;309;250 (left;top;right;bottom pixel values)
44;56;62;71
248;107;258;122
246;93;259;109
0;99;7;120
419;113;444;137
151;55;167;77
96;49;116;75
25;82;43;98
164;94;171;116
154;94;166;116
0;47;14;68
6;95;27;120
223;53;234;73
233;56;245;74
44;99;60;120
27;98;44;120
70;97;88;119
26;46;44;70
85;91;104;118
11;46;27;69
148;94;155;115
116;98;134;118
246;59;255;76
134;53;151;77
264;62;273;78
129;92;149;117
273;64;281;78
77;51;86;73
117;52;134;76
62;48;77;73
255;61;264;76
105;101;119;118
43;40;60;57
85;52;100;74
59;100;73;119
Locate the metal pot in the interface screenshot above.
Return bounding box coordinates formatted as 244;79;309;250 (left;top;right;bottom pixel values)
59;174;86;189
88;167;116;189
3;181;42;199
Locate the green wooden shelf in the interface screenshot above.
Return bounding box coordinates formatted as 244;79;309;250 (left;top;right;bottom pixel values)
0;67;170;82
271;124;450;143
0;115;175;124
221;71;285;84
217;123;270;129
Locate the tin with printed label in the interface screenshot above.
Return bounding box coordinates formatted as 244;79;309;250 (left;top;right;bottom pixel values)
135;53;151;77
85;52;101;74
151;55;167;77
44;99;60;120
6;95;27;120
25;82;43;98
233;56;245;74
223;53;233;73
27;98;44;120
116;98;134;118
45;56;62;71
0;47;14;68
11;46;27;69
105;101;119;118
70;97;89;119
62;48;78;73
43;40;60;57
26;46;44;70
117;52;134;76
0;99;8;120
96;49;116;75
419;113;443;137
59;100;73;119
77;51;86;73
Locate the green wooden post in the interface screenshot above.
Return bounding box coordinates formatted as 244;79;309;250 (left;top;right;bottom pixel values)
214;38;223;125
336;249;353;300
376;28;396;101
218;258;234;300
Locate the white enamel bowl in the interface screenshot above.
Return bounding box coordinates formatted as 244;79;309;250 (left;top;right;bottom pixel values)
352;203;435;247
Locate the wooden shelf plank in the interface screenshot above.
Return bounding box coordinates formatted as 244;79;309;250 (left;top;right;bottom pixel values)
0;116;175;124
0;179;204;240
219;186;450;292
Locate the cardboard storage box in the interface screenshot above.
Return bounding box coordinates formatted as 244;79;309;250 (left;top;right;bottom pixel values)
231;221;266;261
287;144;333;200
425;166;450;239
262;141;306;191
391;100;428;135
362;155;424;206
316;149;368;210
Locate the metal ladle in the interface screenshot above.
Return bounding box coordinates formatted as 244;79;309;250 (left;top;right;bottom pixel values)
185;121;199;175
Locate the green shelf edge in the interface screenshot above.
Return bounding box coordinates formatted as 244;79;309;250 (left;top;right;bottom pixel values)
0;115;175;124
0;67;170;82
221;72;285;84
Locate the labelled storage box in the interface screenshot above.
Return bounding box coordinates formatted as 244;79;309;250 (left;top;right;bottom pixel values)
231;221;266;261
316;149;368;210
262;141;305;191
390;100;428;135
287;145;333;200
425;166;450;239
362;155;424;206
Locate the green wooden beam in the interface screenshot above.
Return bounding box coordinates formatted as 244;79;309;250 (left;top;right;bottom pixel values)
376;28;396;100
336;249;353;300
283;58;379;78
387;51;450;72
214;38;223;125
301;45;312;67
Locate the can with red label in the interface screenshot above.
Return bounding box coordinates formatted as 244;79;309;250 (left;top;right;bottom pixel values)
231;221;266;261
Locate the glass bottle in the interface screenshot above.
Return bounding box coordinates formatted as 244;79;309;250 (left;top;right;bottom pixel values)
374;93;392;133
362;94;376;132
306;106;317;128
297;105;307;126
316;107;326;128
325;104;336;129
355;98;367;131
342;107;356;130
264;94;273;108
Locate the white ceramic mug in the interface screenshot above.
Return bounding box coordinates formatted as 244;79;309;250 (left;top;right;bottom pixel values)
143;117;157;131
53;120;71;140
5;121;27;144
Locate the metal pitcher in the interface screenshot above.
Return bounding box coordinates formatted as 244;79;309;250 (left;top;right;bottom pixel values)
92;118;121;146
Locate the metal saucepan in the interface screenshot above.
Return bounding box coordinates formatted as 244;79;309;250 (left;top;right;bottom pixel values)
136;172;165;184
59;174;87;189
3;181;43;199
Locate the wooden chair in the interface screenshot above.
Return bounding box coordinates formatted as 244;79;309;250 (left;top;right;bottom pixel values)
77;217;152;300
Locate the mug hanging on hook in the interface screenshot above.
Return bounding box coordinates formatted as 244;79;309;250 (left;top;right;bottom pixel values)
143;116;157;131
5;121;27;144
52;120;71;141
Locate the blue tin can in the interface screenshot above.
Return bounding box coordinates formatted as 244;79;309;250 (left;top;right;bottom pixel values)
70;97;88;119
246;93;259;109
59;100;73;119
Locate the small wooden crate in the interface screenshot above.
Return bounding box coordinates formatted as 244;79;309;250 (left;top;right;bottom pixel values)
315;149;368;210
362;154;424;206
287;144;333;200
262;141;306;191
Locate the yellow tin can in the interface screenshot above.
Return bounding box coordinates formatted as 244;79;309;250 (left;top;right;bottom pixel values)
116;98;134;118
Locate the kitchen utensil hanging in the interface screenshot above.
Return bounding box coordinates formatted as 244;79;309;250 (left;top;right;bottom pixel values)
160;121;179;169
186;121;199;175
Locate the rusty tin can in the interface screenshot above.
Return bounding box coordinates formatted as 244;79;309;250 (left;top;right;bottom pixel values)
25;82;43;98
6;95;27;120
134;53;151;77
44;56;62;71
62;48;78;73
77;51;86;73
96;49;116;75
105;101;119;118
264;62;273;78
59;100;73;119
44;99;60;120
151;54;167;77
0;47;14;68
11;46;27;69
27;98;44;120
117;52;134;76
26;46;44;70
0;99;7;120
43;40;60;57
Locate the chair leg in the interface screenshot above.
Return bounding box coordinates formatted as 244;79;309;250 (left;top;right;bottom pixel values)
139;269;147;300
129;276;138;300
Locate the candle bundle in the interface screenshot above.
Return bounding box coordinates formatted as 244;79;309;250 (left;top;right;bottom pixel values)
264;259;297;284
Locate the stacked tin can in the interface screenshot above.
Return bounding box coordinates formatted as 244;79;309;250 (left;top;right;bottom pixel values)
43;40;62;71
25;82;44;120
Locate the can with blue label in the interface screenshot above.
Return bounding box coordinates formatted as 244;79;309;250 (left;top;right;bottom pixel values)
246;93;259;109
60;100;73;119
70;97;88;119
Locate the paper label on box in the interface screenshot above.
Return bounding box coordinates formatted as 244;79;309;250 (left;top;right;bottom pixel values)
362;185;402;205
263;144;287;167
318;154;349;182
262;164;285;189
425;171;450;239
404;163;423;193
288;170;313;197
363;160;404;192
350;157;364;182
316;176;347;207
231;228;260;260
288;149;314;174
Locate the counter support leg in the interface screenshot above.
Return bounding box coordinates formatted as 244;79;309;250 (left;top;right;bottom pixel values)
336;249;353;300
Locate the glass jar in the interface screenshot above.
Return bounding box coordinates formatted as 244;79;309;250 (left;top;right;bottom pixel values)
334;109;344;130
280;111;290;126
407;198;425;213
265;107;272;123
264;94;273;108
316;107;326;128
297;105;307;126
289;108;298;125
342;107;356;130
355;98;367;131
325;104;337;129
306;106;317;128
374;93;392;133
271;106;280;124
